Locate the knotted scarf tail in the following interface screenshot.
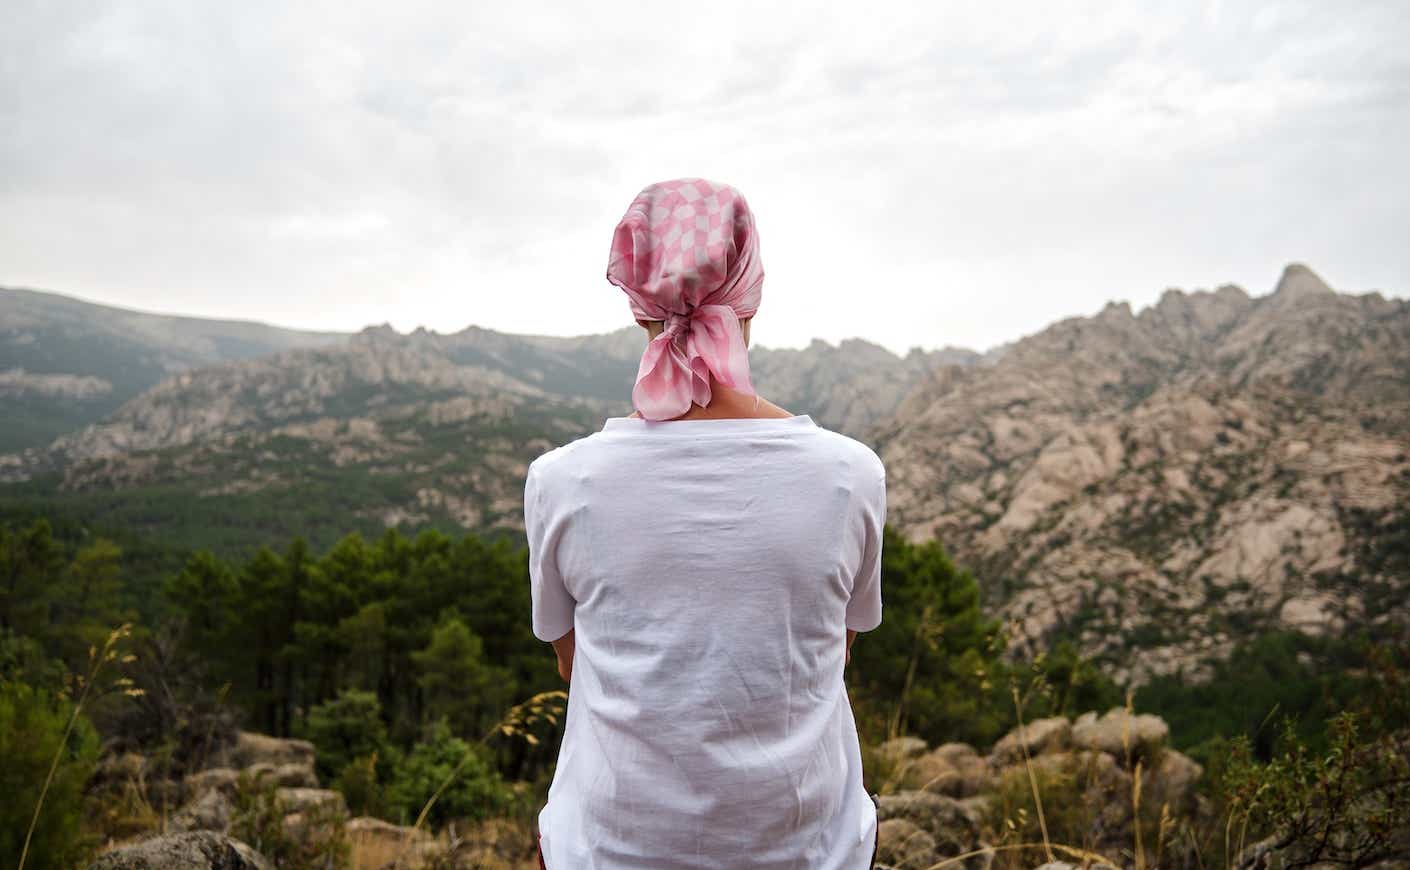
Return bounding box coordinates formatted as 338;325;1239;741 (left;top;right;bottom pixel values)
630;304;755;421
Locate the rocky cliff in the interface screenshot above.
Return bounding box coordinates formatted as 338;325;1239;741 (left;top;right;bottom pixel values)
874;264;1410;685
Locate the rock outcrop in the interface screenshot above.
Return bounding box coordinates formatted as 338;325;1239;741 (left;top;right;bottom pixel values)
168;788;234;834
875;790;991;870
88;832;271;870
1071;707;1170;766
877;708;1207;865
875;264;1410;684
988;715;1071;765
159;731;329;840
225;731;317;770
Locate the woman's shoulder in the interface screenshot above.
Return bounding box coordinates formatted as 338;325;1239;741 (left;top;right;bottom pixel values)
527;435;593;483
804;422;885;480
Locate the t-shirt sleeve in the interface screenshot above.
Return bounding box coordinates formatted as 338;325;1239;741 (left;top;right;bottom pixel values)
845;456;886;632
524;461;576;642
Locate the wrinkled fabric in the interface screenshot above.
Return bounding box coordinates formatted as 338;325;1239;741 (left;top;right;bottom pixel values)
606;178;764;421
524;415;887;868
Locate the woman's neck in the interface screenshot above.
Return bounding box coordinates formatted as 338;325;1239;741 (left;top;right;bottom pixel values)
628;377;792;421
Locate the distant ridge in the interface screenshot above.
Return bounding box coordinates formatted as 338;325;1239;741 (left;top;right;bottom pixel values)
0;283;977;453
0;285;346;451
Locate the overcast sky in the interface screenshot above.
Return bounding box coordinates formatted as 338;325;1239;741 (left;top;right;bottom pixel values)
3;1;1406;355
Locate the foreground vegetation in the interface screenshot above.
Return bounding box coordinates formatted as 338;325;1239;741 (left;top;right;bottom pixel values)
2;515;1405;868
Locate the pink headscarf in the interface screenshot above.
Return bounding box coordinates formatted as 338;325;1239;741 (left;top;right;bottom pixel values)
606;178;763;421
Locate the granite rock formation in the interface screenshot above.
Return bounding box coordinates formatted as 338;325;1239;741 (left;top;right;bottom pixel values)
873;265;1410;684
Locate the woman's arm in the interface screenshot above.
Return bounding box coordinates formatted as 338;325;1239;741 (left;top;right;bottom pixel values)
846;629;857;666
551;628;575;683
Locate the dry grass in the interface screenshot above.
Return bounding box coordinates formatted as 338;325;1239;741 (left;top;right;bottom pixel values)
353;817;540;869
972;677;1130;870
350;834;403;870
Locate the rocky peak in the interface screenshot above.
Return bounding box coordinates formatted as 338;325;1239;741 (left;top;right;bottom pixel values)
1272;262;1335;299
1141;284;1252;348
352;322;402;345
1095;300;1134;323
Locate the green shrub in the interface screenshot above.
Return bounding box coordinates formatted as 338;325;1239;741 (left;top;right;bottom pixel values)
1216;709;1410;866
0;679;100;870
848;527;1009;748
333;751;386;818
386;718;511;827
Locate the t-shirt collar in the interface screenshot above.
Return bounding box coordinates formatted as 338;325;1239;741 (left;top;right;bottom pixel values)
601;414;816;433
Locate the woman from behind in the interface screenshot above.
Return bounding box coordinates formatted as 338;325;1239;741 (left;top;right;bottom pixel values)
525;178;886;869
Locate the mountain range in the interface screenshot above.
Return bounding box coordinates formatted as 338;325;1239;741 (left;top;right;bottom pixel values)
2;264;1405;687
876;264;1410;684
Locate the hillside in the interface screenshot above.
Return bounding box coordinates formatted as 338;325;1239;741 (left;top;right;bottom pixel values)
0;286;345;452
0;300;965;552
874;264;1410;685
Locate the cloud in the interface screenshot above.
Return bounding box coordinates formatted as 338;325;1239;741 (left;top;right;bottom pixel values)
1;0;1406;354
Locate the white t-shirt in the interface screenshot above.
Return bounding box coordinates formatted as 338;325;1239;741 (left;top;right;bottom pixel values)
524;413;886;869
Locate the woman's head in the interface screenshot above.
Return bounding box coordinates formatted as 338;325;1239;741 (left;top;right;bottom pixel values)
607;178;763;421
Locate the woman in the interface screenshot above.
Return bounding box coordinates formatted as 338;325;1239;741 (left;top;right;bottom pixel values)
524;178;886;869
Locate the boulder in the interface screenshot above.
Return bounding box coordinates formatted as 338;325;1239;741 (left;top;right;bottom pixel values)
275;787;347;816
1004;748;1127;793
897;751;960;794
1144;747;1204;811
932;743;989;796
876;736;929;766
243;761;319;789
346;815;432;849
88;832;271;870
956;794;991;827
168;788;234;834
1071;707;1169;766
876;818;937;870
227;731;316;770
876;790;991;868
899;745;989;797
990;749;1136;842
989;716;1072;766
183;768;241;801
931;742;982;765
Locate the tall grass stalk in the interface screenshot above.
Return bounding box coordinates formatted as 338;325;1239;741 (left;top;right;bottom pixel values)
1153;802;1173;869
1009;682;1054;864
1118;688;1149;870
19;622;140;870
